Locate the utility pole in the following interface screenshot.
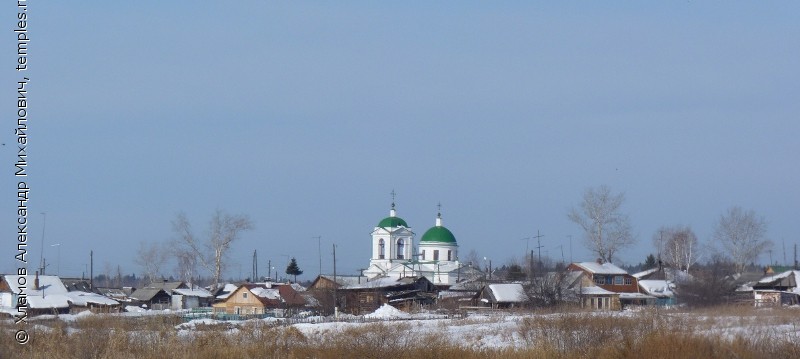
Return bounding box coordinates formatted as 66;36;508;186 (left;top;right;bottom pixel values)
313;235;322;277
252;250;258;281
39;212;46;275
90;250;94;290
533;230;545;271
332;243;338;316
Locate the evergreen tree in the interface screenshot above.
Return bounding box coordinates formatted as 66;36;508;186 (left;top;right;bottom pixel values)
285;257;303;283
644;254;657;269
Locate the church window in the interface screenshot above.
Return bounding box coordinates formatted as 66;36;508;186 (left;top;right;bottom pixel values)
379;239;385;259
397;239;405;259
433;250;439;261
421;250;426;260
447;250;452;261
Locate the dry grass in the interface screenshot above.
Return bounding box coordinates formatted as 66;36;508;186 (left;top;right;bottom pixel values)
2;306;800;359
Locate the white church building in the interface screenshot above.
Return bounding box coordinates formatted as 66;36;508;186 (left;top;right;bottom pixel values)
363;202;472;286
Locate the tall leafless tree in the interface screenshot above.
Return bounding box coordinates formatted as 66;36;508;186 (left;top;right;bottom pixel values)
134;241;168;284
713;206;771;274
567;185;634;264
654;225;700;272
172;210;253;289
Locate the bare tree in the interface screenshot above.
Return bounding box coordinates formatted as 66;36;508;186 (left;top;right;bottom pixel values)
654;225;701;272
172;210;254;289
713;206;771;274
134;241;168;284
175;250;198;284
567;185;634;263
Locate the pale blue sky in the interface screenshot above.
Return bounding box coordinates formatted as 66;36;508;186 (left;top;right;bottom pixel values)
3;2;799;281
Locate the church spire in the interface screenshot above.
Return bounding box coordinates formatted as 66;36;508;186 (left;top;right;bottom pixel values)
390;189;397;217
436;202;442;227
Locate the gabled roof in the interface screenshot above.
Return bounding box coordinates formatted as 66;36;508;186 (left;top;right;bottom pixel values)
129;288;170;302
577;286;618;295
753;270;800;290
60;277;93;292
343;276;431;290
65;291;120;306
572;262;628;275
487;283;529;303
173;287;214;298
3;274;68;295
638;280;675;298
143;281;187;294
312;275;370;288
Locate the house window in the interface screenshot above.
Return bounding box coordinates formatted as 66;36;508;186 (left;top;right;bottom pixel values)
614;276;623;285
243;292;248;299
605;276;613;285
594;275;605;285
624;277;632;285
397;238;405;259
447;250;452;261
433;250;439;261
379;239;385;259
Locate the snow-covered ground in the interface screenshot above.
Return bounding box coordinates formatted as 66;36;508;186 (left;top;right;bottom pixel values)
8;306;800;351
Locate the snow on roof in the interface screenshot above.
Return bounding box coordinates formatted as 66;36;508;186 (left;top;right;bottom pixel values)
173;287;213;298
638;280;675;298
488;283;529;303
2;275;71;309
344;276;415;289
574;262;628;275
619;292;656;299
290;283;306;292
632;268;658;279
250;287;281;300
215;283;239;299
4;274;68;295
319;275;370;287
27;294;70;309
578;286;617;295
65;291;119;306
758;270;800;284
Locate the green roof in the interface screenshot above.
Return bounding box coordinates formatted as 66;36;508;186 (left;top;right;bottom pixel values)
420;226;457;244
378;216;408;228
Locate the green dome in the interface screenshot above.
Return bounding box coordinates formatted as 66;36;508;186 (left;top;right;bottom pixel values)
378;216;408;228
420;226;457;244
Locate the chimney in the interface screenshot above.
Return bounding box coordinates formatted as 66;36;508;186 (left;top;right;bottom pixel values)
596;258;603;265
34;271;40;290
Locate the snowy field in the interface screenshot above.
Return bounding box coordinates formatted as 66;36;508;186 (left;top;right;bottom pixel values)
6;304;800;358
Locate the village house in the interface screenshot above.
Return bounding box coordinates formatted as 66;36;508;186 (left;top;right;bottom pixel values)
0;273;121;316
567;261;653;309
130;281;214;310
212;282;306;317
129;287;172;310
334;276;436;315
751;270;800;306
476;283;529;309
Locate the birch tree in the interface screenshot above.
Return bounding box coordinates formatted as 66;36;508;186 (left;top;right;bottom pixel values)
134;241;168;284
657;225;700;272
713;206;770;274
568;185;634;264
172;210;253;289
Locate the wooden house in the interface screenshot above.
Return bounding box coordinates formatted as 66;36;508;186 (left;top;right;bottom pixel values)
476;283;529;309
212;283;306;316
129;288;171;310
567;261;651;309
752;270;800;306
337;276;436;315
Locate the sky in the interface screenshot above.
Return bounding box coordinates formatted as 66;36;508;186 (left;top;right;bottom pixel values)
3;2;799;282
